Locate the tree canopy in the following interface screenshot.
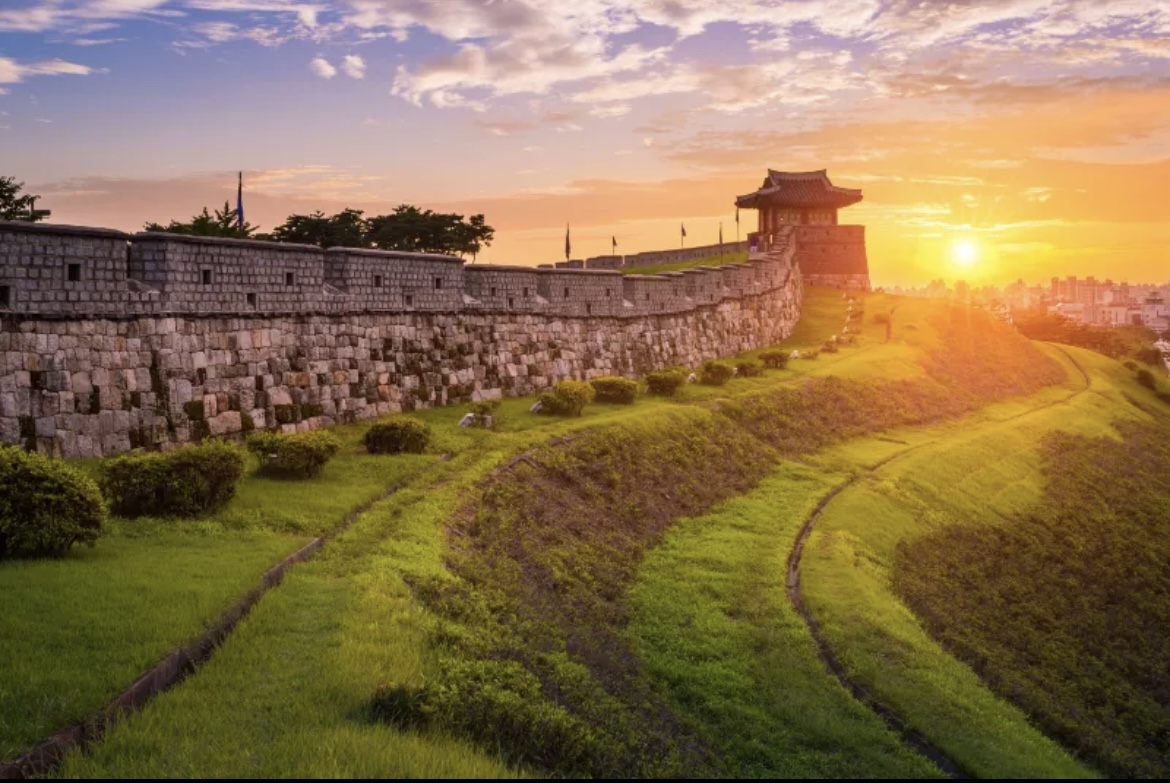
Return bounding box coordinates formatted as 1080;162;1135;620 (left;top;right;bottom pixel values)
0;176;48;222
143;201;257;239
144;202;495;259
267;205;495;259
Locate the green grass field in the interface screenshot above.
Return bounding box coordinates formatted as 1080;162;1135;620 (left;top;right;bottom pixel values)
2;286;1166;777
620;249;749;275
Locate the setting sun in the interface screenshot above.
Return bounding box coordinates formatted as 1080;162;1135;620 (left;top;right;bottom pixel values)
951;238;980;269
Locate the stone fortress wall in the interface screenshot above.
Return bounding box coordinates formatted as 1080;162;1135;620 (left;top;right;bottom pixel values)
0;221;802;457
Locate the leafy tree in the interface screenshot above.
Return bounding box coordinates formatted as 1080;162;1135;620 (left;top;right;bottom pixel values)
0;176;48;222
268;204;495;258
267;208;368;248
144;201;257;238
367;205;494;258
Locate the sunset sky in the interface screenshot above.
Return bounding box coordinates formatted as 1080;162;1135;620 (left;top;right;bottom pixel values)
1;0;1168;286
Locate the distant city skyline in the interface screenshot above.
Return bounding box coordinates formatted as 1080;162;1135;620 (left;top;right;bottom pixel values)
2;0;1168;286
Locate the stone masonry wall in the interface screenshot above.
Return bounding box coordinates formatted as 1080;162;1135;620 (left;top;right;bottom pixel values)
0;221;802;457
794;225;870;290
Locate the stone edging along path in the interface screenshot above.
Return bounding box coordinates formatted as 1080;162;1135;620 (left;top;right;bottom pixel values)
0;479;407;781
785;345;1091;780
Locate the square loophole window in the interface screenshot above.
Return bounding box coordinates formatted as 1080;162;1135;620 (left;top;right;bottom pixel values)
490;287;497;297
0;284;11;309
564;287;570;298
586;303;592;315
374;275;383;288
246;293;257;308
522;287;529;297
507;297;514;309
285;272;295;286
405;294;413;307
67;263;81;282
434;277;443;290
201;269;213;285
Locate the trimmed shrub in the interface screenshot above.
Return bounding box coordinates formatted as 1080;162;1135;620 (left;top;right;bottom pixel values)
0;447;107;558
735;360;763;378
759;350;790;370
99;441;244;518
645;368;687;397
248;430;340;478
699;360;734;386
1135;368;1157;390
822;340;840;353
365;417;432;454
537;380;595;417
801;349;820;360
590;376;638;405
1123;360;1139;371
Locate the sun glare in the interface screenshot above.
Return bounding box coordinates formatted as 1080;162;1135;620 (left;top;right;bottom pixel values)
951;238;980;269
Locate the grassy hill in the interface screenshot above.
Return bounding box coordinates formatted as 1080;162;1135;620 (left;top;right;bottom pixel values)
2;287;1167;777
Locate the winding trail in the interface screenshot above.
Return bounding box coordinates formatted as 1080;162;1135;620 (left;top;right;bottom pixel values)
785;345;1090;779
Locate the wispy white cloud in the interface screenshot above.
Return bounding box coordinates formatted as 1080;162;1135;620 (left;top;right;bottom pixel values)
0;56;100;87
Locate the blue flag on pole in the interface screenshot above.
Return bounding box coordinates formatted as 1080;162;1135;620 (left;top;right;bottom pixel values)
236;172;244;230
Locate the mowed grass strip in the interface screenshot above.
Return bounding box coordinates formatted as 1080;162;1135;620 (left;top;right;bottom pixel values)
0;530;301;760
55;419;607;777
0;420;434;761
797;347;1135;778
630;462;943;778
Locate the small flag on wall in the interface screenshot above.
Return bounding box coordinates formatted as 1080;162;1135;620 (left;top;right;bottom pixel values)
612;236;617;254
680;223;687;239
565;223;571;261
735;207;739;225
236;171;245;230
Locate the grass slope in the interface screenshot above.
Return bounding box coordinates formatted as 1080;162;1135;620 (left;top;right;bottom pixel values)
894;401;1170;777
6;286;1146;778
797;346;1159;778
1;421;433;760
630;462;942;778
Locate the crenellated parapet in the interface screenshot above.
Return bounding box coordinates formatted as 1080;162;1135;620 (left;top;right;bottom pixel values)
0;221;794;319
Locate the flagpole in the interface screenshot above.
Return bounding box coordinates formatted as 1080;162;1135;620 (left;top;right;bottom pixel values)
236;171;244;233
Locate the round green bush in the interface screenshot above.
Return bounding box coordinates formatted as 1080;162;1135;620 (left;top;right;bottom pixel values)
0;446;107;558
248;429;340;478
99;441;245;519
759;350;790;370
365;417;432;454
537;380;596;417
735;360;764;378
699;360;734;386
645;368;687;396
589;376;639;404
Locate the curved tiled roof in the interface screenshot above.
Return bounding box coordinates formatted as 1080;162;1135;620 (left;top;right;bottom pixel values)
735;169;863;209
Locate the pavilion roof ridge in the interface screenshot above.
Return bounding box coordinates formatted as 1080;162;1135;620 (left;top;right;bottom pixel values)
735;167;863;210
